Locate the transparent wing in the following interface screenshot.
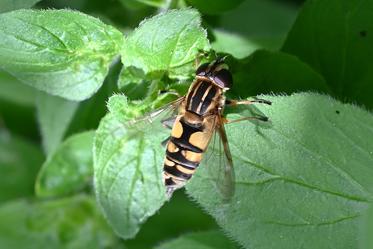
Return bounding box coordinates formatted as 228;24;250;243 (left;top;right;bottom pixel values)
125;97;184;132
204;115;235;202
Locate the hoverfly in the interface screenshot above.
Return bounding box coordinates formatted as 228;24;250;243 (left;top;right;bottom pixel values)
131;57;270;200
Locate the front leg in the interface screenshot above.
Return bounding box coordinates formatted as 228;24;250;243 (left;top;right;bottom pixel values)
222;115;269;124
226;98;272;106
224;97;271;124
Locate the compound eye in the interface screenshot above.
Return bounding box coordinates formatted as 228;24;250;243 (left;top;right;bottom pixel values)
196;63;209;76
213;69;233;89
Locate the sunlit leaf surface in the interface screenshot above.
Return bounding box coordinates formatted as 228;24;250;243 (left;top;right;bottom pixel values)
0;10;123;100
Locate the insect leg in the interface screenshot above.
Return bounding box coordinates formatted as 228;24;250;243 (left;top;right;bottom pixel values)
225;97;270;124
226;98;272;106
223;116;269;124
159;90;182;98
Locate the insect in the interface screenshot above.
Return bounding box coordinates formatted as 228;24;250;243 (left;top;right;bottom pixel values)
132;57;271;200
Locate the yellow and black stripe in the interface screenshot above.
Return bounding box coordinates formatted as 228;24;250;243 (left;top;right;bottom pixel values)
163;117;203;193
162;58;231;197
186;80;218;116
163;79;222;195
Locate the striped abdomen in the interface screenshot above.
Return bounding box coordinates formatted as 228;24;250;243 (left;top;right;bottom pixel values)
163;80;222;196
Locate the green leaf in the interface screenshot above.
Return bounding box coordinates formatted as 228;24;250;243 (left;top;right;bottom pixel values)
126;192;217;249
0;130;44;202
186;93;373;249
121;9;210;81
154;231;238;249
0;70;37;106
117;66;148;98
36;131;94;198
119;0;167;9
211;30;281;59
36;92;79;155
94;95;167;239
0;195;121;249
219;0;298;37
185;0;244;14
228;50;331;99
0;9;124;101
0;0;41;13
65;60;121;135
282;0;373;109
360;203;373;249
94;91;372;247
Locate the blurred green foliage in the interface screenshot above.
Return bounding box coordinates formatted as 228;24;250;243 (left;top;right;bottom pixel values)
0;0;372;249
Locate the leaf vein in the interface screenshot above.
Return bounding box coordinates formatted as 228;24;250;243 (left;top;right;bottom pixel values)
167;16;194;70
13;16;70;51
235;154;368;203
265;214;360;227
272;127;370;200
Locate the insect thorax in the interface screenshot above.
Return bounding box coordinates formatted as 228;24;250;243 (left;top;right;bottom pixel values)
185;79;224;116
